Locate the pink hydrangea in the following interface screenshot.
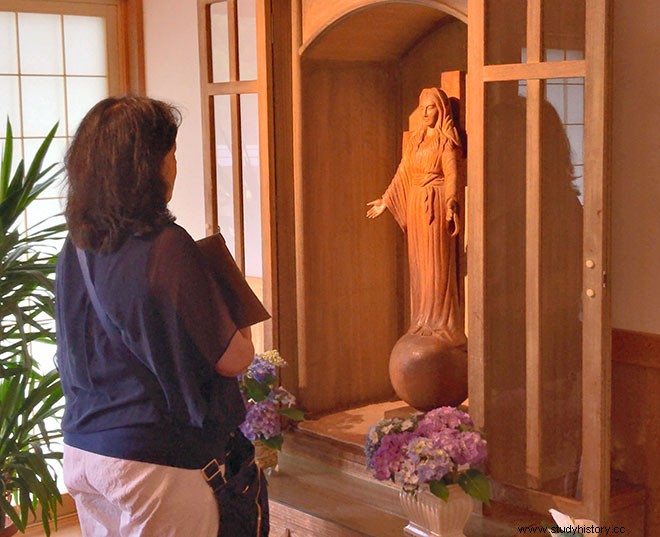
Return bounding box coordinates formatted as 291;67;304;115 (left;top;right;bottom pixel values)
365;406;488;495
370;431;416;480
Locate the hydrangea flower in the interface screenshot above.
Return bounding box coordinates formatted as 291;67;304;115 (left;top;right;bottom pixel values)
364;406;489;503
238;350;303;447
240;399;281;441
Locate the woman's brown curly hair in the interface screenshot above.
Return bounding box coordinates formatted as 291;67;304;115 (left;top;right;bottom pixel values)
65;95;181;253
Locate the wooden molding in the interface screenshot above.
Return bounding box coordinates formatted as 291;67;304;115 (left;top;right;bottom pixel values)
612;328;660;370
121;0;145;94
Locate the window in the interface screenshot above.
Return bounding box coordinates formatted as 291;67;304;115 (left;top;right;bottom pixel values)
0;0;141;498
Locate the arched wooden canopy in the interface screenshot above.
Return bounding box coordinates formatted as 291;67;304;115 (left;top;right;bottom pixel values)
300;0;467;59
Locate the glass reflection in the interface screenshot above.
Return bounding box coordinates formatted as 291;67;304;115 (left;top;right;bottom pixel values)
485;81;528;488
485;77;586;499
536;78;584;497
544;78;585;202
542;0;585;62
486;0;527;65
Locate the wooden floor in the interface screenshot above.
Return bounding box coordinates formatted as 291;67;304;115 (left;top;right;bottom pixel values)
24;515;81;537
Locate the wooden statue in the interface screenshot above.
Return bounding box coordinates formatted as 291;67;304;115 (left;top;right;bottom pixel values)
367;87;467;410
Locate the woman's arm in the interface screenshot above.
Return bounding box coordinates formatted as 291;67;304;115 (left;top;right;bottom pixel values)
214;326;254;377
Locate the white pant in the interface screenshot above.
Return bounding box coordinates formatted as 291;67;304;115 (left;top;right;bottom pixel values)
64;445;219;537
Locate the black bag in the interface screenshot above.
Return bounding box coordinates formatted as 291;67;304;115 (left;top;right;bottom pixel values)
203;430;270;537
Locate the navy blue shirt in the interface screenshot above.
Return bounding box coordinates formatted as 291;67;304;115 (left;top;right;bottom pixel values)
55;223;246;469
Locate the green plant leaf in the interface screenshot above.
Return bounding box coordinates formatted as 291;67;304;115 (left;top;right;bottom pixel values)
0;120;64;535
278;407;305;421
243;377;270;402
429;480;450;501
457;469;491;505
0;119;13;202
260;435;284;451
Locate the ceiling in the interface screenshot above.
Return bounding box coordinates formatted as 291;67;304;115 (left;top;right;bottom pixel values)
302;3;455;62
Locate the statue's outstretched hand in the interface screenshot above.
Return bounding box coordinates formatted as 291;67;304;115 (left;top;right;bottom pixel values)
446;198;460;237
366;198;387;219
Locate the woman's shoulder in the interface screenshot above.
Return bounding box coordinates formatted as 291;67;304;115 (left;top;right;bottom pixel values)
151;222;196;251
148;223;207;277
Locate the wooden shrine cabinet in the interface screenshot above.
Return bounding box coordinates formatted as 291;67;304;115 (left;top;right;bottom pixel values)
198;0;644;532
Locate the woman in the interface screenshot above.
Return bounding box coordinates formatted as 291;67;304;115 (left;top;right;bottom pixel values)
367;87;466;347
56;95;255;536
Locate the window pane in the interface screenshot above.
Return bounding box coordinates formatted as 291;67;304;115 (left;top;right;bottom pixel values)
25;198;66;240
0;75;22;136
484;80;527;488
240;93;263;352
66;77;108;134
544;78;585;200
210;1;230;83
21;76;65;137
0;12;18;74
237;0;257;81
240;94;261;277
18;13;63;75
213;95;234;255
542;0;585;62
486;0;527;65
537;78;584;496
64;15;107;76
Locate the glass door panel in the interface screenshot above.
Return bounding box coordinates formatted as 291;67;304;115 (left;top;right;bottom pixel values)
237;0;257;80
240;93;262;279
210;1;230;83
534;78;585;496
485;0;527;65
542;0;585;61
213;94;235;256
241;91;263;353
484;80;528;488
470;0;610;518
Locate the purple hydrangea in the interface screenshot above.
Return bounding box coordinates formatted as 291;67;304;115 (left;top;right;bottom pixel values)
416;406;473;435
365;406;487;494
244;357;276;384
454;431;487;466
239;399;281;441
399;437;453;489
370;431;416;480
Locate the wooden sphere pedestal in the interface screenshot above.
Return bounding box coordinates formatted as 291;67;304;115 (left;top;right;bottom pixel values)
389;333;467;411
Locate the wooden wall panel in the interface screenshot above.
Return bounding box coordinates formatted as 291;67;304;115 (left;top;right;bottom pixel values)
400;18;467;133
299;60;401;414
612;329;660;537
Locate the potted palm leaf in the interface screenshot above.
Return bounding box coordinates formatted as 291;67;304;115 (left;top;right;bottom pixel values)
0;120;66;536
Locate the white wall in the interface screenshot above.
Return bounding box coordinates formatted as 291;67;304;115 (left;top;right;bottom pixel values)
143;0;206;239
611;0;660;334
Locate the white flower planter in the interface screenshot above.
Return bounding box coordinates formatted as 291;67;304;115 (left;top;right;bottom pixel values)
400;484;473;537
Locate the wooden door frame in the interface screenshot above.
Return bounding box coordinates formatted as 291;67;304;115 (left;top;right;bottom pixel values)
467;0;613;521
197;0;275;349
